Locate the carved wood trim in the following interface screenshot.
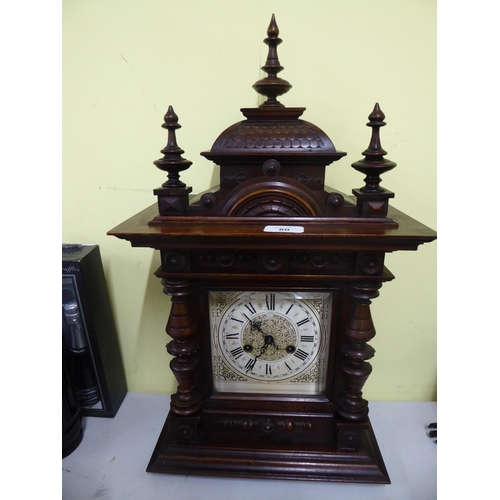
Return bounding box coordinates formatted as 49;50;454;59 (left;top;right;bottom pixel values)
218;417;314;433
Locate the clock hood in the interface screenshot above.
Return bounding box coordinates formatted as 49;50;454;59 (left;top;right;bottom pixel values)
146;14;400;223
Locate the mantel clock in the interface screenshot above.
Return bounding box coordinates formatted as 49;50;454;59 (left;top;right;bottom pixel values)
108;15;436;483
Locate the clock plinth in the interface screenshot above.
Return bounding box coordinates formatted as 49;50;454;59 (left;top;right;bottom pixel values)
147;411;389;483
108;15;436;484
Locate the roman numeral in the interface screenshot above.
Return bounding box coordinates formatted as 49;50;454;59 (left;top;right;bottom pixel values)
230;347;244;359
285;303;294;315
266;294;275;310
300;335;314;342
297;318;310;327
284;361;292;371
231;317;243;323
226;332;239;339
245;358;257;372
294;349;308;361
245;302;257;315
266;364;272;375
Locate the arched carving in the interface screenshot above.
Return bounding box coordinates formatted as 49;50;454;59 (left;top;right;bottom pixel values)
220;178;322;217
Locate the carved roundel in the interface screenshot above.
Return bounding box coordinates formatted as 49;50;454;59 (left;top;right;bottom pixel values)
261;420;276;433
262;253;284;272
326;192;344;210
310;252;329;268
360;254;383;275
177;423;195;440
200;192;218;209
216;251;235;267
163;252;187;271
262;159;281;176
339;429;360;450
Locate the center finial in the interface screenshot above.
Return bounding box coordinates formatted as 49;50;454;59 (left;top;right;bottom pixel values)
252;14;292;107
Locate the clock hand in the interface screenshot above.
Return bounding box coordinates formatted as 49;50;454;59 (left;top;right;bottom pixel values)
245;338;272;373
255;334;274;358
246;334;281;373
247;319;280;359
245;317;266;336
250;320;265;335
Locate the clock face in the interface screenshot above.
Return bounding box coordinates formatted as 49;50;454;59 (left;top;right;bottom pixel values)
209;291;332;395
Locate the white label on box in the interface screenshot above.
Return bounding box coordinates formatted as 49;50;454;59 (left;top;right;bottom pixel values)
263;225;304;234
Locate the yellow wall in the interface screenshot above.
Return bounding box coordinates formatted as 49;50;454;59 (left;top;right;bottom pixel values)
63;0;436;401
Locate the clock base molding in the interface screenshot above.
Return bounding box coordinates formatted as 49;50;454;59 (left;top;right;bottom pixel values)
146;411;390;483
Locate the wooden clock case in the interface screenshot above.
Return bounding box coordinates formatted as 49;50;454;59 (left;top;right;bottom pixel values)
108;15;436;483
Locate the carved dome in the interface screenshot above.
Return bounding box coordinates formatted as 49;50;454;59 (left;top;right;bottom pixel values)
202;107;342;162
201;16;345;166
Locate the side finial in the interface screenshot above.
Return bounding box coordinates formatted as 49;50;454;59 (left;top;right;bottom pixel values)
252;14;292;107
153;106;192;188
351;103;397;193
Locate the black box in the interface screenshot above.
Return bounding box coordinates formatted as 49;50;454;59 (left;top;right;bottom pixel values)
62;244;127;417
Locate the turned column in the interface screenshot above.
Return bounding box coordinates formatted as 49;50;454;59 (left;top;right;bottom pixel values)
162;279;202;416
337;281;382;421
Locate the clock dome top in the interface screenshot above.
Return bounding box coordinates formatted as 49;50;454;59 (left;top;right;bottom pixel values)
201;15;346;165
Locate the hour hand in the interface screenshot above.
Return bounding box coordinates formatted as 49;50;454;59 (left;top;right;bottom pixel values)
256;335;275;357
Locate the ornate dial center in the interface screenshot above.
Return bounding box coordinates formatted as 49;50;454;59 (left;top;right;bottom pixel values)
242;313;297;363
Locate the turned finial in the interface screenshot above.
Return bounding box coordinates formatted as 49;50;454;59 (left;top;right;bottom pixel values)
351;103;397;193
252;14;292;107
153;106;192;188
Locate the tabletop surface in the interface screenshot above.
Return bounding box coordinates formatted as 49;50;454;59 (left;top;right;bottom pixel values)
62;393;437;500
